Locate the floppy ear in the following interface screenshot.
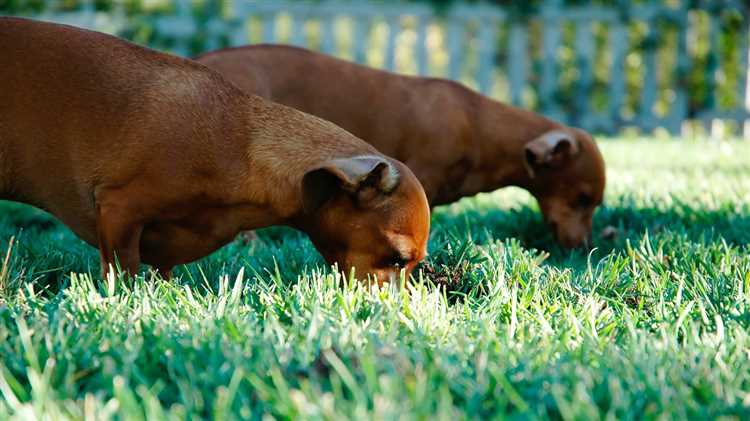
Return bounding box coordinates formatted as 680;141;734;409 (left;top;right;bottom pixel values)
523;130;580;178
301;155;400;213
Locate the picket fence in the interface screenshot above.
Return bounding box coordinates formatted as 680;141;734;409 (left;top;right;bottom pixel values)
15;0;750;136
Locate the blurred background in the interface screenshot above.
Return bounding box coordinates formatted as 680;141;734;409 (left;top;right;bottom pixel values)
2;0;748;139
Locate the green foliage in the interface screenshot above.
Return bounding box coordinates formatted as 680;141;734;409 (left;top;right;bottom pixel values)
1;139;749;418
2;0;748;125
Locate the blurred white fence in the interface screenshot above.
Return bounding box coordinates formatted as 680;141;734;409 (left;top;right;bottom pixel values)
10;0;750;137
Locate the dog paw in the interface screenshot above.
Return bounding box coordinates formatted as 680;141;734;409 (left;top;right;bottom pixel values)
600;226;618;241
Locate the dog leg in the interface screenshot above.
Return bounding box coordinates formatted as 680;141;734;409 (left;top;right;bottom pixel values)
96;202;144;277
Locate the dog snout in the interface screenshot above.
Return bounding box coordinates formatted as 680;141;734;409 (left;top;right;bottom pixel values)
372;266;412;285
381;267;406;284
347;266;402;285
557;226;592;249
573;234;593;250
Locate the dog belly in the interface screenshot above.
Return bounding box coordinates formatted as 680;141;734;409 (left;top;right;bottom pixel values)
139;217;239;269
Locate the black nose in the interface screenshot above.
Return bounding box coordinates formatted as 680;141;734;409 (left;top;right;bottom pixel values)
549;221;559;239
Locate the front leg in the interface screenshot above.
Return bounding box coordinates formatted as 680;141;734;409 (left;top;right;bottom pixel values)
96;201;144;277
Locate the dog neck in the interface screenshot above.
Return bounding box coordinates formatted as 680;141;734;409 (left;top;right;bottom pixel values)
463;96;562;195
239;96;380;225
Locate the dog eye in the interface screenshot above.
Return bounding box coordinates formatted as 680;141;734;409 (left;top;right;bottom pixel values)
577;193;593;208
385;255;410;268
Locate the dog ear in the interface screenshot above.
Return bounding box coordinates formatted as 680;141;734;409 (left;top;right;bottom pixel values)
523;130;580;178
302;155;400;213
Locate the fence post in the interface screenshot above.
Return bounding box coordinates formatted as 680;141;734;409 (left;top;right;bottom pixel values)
574;18;594;130
706;6;722;137
385;13;399;71
352;15;369;64
508;23;528;107
476;16;497;94
608;21;627;134
290;13;306;47
229;1;250;47
262;12;276;43
638;15;659;133
415;15;429;75
667;5;690;136
737;8;750;139
320;13;337;55
229;18;247;47
446;18;464;80
540;0;564;122
152;0;195;57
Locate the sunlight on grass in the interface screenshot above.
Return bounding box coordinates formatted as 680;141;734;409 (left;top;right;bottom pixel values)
0;139;749;418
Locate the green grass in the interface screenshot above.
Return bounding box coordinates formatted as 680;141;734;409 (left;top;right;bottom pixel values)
1;139;749;419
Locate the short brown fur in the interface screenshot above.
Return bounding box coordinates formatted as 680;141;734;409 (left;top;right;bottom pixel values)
0;18;429;282
196;44;606;248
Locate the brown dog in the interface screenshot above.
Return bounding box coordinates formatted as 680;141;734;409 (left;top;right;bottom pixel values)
196;45;606;248
0;18;429;283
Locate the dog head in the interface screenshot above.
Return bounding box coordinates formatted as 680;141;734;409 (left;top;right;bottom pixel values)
523;128;606;249
300;155;430;284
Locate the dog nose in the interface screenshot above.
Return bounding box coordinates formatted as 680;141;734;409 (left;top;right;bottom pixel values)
379;267;407;285
565;232;593;249
549;221;559;234
557;231;583;249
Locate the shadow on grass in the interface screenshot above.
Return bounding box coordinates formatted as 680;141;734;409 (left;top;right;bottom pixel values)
1;199;748;297
430;199;750;269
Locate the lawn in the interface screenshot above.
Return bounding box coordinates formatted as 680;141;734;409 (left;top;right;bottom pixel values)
0;139;749;419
